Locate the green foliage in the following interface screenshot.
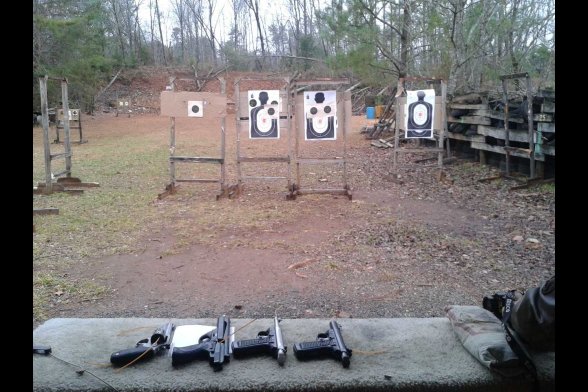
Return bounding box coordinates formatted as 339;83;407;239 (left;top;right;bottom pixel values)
33;0;116;112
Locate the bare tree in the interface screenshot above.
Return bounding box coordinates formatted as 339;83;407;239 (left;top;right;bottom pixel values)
244;0;266;56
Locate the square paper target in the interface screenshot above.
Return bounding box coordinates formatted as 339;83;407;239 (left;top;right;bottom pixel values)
304;91;337;140
405;89;435;138
248;90;280;139
187;101;204;117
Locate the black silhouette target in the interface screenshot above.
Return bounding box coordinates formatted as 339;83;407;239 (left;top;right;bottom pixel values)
304;91;337;140
248;90;280;139
405;89;434;138
187;100;203;117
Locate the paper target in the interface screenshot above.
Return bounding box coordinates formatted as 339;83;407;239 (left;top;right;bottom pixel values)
405;89;435;139
248;90;280;139
304;91;337;140
187;101;204;117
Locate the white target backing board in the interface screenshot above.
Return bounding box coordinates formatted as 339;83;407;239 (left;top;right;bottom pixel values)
304;91;337;140
405;89;435;139
187;101;204;117
57;108;80;121
248;90;280;139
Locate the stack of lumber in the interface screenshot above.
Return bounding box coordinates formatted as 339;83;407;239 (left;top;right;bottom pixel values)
446;90;555;162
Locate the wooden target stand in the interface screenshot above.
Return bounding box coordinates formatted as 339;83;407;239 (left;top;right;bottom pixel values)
392;77;449;182
115;95;131;118
158;77;229;200
53;107;87;144
233;76;294;199
34;76;99;196
289;78;353;200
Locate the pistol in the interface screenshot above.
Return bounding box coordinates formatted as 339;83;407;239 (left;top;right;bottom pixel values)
171;315;231;371
110;322;175;366
293;320;352;368
232;316;287;365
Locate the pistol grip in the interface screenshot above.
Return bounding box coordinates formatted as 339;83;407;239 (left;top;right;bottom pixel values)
232;337;272;357
110;346;154;366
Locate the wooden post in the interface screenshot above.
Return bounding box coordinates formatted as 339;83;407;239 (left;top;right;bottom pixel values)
393;79;403;172
501;78;510;176
285;77;293;193
343;90;352;190
61;78;72;177
39;76;53;194
526;75;535;179
235;81;242;190
169;77;176;188
438;80;447;168
479;150;487;165
219;77;226;195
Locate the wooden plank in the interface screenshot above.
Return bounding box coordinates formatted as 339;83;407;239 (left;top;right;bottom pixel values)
537;89;555;99
446;131;485;143
470;110;524;123
175;179;220;183
538;122;555;133
294;78;350;86
238;156;290;162
296;158;345;164
448;103;487;110
396;147;445;153
447;116;491;125
160;91;226;118
541;102;555;113
37;181;99;188
371;140;387;148
477;125;529;143
33;208;59;216
169;156;224;163
471;141;545;161
450;92;485;104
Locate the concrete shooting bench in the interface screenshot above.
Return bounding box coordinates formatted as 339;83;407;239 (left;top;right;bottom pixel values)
33;318;555;391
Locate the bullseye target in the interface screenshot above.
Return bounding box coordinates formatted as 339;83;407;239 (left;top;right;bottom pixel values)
304;91;337;140
187;100;203;117
248;90;280;138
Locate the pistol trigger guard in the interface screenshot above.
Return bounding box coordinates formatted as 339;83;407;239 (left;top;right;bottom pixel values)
317;332;329;339
257;328;270;338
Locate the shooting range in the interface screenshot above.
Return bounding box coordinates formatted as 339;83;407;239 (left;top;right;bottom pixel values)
158;77;229;200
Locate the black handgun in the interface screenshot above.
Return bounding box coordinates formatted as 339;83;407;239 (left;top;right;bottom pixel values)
232;316;287;365
293;320;352;368
110;322;175;366
171;315;231;371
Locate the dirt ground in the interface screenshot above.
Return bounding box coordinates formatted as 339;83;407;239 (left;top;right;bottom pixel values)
33;106;555;328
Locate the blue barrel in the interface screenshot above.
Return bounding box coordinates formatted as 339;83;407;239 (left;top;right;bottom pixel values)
366;106;375;119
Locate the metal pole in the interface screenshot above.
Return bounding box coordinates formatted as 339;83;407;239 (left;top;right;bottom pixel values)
39;76;52;193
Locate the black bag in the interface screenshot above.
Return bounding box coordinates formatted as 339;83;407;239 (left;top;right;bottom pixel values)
510;276;555;352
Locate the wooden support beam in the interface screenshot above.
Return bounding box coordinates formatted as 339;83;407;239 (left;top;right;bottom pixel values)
170;156;224;164
238;156;290;163
33;208;59;216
